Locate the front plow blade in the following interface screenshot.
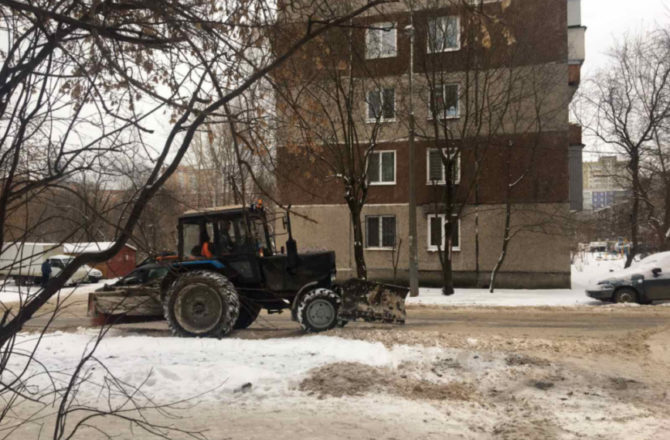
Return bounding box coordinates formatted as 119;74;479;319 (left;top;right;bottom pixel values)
338;279;409;324
88;285;163;319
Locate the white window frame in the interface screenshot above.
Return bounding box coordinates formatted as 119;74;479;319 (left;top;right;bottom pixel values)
366;88;396;123
427;16;461;54
426;149;461;185
428;83;460;120
365;215;397;250
366;22;397;59
368;150;397;186
427;214;461;252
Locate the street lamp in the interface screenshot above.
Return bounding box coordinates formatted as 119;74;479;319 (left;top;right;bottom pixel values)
405;3;419;297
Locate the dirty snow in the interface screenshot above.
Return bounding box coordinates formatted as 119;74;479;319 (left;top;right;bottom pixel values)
6;330;444;404
5;329;668;439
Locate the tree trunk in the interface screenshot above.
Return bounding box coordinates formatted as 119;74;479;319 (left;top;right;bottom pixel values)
490;205;512;293
441;250;454;295
441;221;455;295
350;204;367;280
626;155;640;268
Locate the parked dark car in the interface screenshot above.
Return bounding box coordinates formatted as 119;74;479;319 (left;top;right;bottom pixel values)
586;251;670;304
108;264;169;287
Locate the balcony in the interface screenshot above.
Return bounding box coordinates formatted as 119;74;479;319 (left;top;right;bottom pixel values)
567;0;586;65
568;26;586;65
567;0;585;93
568;0;581;27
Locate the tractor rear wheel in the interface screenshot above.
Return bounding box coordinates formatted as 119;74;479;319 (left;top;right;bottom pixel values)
297;288;340;333
164;271;240;338
234;301;261;329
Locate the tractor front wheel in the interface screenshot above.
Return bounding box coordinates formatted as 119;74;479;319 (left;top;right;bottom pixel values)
164;271;240;338
297;288;340;333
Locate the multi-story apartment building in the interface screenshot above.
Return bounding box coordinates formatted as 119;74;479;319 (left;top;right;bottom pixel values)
275;0;585;288
582;156;629;211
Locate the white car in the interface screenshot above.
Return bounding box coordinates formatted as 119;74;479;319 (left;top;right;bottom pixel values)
48;255;103;285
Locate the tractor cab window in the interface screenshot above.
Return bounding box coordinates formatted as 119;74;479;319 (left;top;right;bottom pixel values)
216;219;237;254
249;216;271;255
183;222;202;257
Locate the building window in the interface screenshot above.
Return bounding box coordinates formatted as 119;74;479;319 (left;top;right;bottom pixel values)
430;84;459;119
366;216;396;249
427;214;460;251
427;16;460;53
366;22;397;59
368;150;396;185
427;149;460;184
367;88;396;121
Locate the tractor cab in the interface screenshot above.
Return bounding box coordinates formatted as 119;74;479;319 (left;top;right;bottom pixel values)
179;204;272;259
177;203;273;285
175;202;336;298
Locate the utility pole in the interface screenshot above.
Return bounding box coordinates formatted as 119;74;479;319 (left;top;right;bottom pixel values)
406;1;419;297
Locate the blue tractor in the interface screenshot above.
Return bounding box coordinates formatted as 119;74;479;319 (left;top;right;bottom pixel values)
89;202;408;336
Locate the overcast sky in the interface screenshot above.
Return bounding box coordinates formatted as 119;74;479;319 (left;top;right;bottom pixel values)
582;0;669;76
579;0;669;157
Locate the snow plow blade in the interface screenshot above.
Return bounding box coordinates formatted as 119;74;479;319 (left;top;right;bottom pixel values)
87;285;163;319
338;279;409;324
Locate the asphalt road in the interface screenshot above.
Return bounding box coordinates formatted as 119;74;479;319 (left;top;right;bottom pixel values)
17;293;670;340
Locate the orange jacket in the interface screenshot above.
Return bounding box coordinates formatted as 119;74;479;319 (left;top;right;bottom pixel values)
201;242;213;258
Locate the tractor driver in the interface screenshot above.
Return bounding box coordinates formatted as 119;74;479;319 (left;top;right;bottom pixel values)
200;230;214;258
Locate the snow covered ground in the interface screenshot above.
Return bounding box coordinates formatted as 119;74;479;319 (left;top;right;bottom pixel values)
0;279;116;305
8;331;444;403
408;252;631;307
5;327;668;439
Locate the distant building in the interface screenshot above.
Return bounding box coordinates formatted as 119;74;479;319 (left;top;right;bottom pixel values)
582;156;629;211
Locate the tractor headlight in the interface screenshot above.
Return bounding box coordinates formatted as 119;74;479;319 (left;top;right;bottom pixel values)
330;273;337;283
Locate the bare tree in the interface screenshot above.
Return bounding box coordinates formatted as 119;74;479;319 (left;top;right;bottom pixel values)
0;0;391;436
416;0;571;294
274;13;393;279
418;0;519;294
577;28;670;267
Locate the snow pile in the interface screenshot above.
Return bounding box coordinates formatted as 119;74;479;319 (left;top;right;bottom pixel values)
571;252;627;290
6;331;444;405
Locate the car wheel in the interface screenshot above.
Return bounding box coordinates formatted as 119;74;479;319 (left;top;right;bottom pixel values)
614;288;638;304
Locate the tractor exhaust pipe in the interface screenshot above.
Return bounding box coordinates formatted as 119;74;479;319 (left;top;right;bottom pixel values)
284;206;299;269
